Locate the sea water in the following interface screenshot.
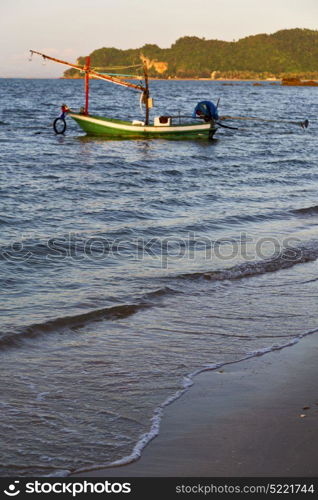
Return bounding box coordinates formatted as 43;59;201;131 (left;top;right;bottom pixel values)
0;78;318;475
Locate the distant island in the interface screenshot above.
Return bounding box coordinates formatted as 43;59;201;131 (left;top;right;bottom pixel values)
63;29;318;81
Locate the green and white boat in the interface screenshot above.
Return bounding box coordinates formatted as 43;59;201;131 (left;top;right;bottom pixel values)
30;50;217;140
67;113;216;140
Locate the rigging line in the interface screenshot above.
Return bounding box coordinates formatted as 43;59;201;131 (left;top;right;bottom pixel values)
92;64;143;70
97;73;143;78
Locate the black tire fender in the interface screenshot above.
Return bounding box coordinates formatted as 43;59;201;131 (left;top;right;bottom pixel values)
53;117;67;134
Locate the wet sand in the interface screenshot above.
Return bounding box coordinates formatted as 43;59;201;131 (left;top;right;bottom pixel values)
73;333;318;477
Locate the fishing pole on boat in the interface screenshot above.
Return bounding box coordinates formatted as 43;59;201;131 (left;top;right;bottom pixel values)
29;50;146;93
219;115;309;129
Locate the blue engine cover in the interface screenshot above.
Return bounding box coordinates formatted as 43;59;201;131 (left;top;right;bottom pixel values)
192;101;219;120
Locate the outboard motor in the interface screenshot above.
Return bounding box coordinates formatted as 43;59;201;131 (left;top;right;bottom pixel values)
192;101;219;122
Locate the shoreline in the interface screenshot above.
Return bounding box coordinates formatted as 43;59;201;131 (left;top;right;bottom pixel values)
60;77;280;82
4;77;317;86
73;333;318;477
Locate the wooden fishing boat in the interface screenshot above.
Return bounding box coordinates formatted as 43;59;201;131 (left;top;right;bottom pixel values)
29;50;217;140
67;113;216;139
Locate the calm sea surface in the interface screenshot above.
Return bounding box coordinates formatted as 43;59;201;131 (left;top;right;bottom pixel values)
0;78;317;476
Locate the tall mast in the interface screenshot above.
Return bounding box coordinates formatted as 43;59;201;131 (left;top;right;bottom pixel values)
84;56;90;115
143;59;150;126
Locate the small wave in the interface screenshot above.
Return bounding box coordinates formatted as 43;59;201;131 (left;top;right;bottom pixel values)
0;286;177;350
0;303;147;349
143;286;178;300
215;203;318;227
292;205;318;216
178;241;318;282
183;210;288;232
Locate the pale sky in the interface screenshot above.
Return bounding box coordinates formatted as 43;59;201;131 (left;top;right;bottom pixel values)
1;0;318;77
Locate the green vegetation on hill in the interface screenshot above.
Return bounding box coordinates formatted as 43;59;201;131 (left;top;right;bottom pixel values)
63;29;318;80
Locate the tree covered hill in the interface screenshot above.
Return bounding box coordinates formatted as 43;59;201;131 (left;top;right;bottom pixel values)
63;29;318;79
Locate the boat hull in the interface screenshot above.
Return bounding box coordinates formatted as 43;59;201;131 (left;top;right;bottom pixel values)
69;113;216;140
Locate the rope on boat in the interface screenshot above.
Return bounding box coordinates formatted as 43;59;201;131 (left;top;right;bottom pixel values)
97;73;143;78
92;64;143;70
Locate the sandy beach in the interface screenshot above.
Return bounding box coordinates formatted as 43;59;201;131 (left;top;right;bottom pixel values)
73;333;318;477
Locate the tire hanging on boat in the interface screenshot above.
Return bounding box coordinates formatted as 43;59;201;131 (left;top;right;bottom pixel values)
53;117;67;134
